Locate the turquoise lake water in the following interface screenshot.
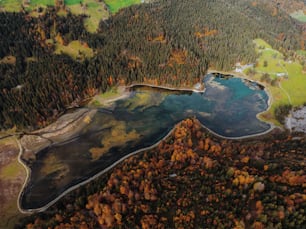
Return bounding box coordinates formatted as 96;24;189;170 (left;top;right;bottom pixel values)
20;74;271;210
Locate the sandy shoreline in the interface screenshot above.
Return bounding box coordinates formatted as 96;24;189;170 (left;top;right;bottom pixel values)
20;109;97;155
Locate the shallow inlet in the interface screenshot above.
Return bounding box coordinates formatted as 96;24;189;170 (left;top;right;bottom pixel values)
20;74;271;210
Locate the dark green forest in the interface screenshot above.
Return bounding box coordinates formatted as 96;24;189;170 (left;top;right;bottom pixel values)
0;0;303;129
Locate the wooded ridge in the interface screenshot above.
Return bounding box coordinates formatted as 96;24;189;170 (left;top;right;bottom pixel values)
0;0;303;129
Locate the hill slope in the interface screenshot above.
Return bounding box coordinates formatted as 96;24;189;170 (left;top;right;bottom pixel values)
0;0;303;129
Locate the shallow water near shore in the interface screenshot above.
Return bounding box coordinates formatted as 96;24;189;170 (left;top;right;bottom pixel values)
20;74;271;210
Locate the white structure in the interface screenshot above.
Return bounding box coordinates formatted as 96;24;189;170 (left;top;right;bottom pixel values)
235;62;254;73
276;72;286;77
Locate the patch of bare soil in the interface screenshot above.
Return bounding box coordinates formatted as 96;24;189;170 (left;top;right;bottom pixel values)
0;137;26;228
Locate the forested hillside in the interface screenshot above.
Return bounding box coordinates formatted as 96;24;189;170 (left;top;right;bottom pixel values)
0;0;303;129
261;0;305;14
15;119;306;228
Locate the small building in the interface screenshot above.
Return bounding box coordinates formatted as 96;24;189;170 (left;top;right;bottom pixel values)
276;72;286;77
194;82;205;92
235;66;243;73
234;62;254;73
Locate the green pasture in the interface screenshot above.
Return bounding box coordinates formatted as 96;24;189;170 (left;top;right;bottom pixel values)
0;160;21;179
84;1;109;33
54;40;94;60
97;88;118;99
104;0;140;13
297;50;306;57
0;0;53;12
253;38;271;49
290;10;306;22
0;0;140;32
89;87;119;106
0;0;22;12
30;0;54;6
281;62;306;105
244;39;306;125
64;0;82;5
66;0;109;33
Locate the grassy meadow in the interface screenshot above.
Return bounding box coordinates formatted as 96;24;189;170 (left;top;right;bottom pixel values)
0;0;144;37
0;0;23;12
290;10;306;22
0;0;109;33
65;0;109;33
0;137;26;229
0;0;55;12
244;39;306;124
65;0;83;5
30;0;54;6
54;40;94;60
104;0;140;13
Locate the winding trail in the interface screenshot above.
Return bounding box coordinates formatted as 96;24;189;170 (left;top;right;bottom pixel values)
277;60;292;105
278;82;292;105
15;137;31;215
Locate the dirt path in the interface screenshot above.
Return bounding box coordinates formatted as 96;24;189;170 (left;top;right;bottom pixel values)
16;137;31;215
278;82;292;105
277;60;292;105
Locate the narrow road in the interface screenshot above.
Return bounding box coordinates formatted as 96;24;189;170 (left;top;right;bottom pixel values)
278;82;292;105
277;60;292;104
15;137;31;214
277;60;293;132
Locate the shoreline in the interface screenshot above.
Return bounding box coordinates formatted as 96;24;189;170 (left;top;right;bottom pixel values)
15;137;32;215
17;125;176;213
89;86;131;108
16;76;276;213
207;69;277;126
127;82;206;93
17;116;276;213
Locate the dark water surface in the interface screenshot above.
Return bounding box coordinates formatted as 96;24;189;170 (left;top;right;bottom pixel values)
21;75;270;209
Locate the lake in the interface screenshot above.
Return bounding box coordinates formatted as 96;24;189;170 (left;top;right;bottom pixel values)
20;74;271;210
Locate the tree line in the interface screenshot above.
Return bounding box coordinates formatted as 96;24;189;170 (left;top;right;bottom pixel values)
0;0;302;129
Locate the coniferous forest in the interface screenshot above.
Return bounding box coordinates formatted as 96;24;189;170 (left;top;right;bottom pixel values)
1;0;306;228
0;0;303;129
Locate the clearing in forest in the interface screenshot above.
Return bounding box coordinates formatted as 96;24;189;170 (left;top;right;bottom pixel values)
64;0;83;5
0;0;144;32
54;40;94;60
0;0;27;12
104;0;141;14
290;10;306;22
56;0;109;33
5;0;55;12
0;137;26;229
65;0;109;33
0;56;16;65
0;0;109;33
244;39;306;124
